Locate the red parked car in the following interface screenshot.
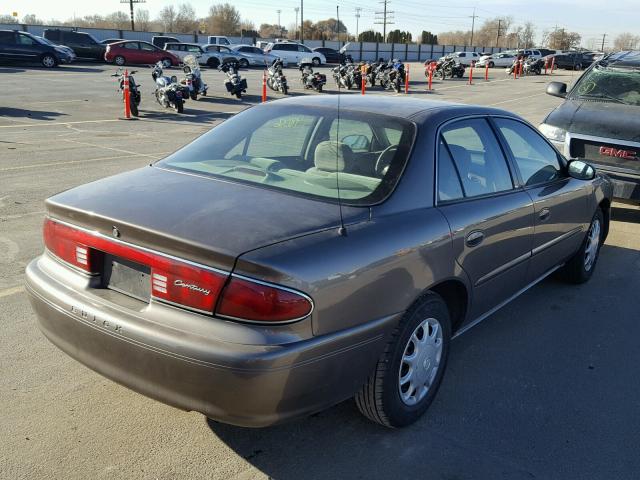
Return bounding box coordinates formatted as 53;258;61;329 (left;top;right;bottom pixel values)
104;40;180;67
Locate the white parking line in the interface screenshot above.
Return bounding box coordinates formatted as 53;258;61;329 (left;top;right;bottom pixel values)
29;99;87;105
0;286;25;299
0;152;169;172
0;119;121;129
62;138;169;159
487;92;547;106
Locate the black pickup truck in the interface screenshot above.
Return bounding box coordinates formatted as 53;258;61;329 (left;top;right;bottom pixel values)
540;51;640;203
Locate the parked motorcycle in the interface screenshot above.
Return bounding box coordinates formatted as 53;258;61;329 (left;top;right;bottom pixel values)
347;63;363;90
266;58;289;94
379;59;405;93
219;59;248;99
299;62;326;92
151;61;186;113
111;68;141;117
434;57;465;80
332;63;352;89
523;57;544;75
181;54;207;100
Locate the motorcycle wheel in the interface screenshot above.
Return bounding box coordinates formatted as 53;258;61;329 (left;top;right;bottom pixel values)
235;92;242;99
282;85;288;95
129;94;139;117
266;78;274;91
190;92;197;101
316;85;323;93
439;70;446;80
175;98;184;113
457;71;464;78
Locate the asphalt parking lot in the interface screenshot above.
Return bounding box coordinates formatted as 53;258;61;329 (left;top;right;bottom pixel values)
1;63;639;480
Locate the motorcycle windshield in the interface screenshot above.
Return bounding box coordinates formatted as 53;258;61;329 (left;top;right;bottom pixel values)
184;55;199;70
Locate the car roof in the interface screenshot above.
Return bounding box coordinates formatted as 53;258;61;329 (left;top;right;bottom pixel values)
265;95;515;120
600;50;640;68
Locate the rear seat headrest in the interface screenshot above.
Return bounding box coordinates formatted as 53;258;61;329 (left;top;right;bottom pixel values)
314;141;353;172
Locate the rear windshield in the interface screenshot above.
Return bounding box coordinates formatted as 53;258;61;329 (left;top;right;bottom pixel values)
157;104;415;205
570;64;640;106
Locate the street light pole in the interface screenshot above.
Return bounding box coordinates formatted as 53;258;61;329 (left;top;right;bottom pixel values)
300;0;304;44
295;7;300;40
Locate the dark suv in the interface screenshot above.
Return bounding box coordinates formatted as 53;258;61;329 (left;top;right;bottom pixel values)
541;51;640;202
551;52;594;70
43;29;105;60
0;30;74;67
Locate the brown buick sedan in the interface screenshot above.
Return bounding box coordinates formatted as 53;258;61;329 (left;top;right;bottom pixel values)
26;96;612;428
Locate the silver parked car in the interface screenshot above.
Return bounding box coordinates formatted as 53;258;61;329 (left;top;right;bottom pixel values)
26;96;612;428
230;44;287;67
201;44;249;67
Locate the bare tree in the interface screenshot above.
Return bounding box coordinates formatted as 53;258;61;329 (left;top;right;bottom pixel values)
0;14;18;24
175;3;198;33
157;5;177;32
105;11;130;30
206;3;241;35
22;14;43;25
613;32;640;50
520;22;536;48
135;9;150;31
547;29;581;50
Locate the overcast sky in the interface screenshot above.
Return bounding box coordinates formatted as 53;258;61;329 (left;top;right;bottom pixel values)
7;0;639;47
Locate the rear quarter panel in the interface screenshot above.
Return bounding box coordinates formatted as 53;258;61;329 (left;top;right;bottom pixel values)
235;208;461;337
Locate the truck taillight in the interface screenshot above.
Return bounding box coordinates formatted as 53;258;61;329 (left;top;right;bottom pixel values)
216;276;313;323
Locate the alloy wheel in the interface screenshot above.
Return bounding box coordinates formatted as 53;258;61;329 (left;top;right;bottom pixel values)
398;317;443;406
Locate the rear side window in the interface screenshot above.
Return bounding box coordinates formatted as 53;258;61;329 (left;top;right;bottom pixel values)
494;118;562;186
441;119;513;198
124;42;139;50
437;139;464;202
140;43;155;51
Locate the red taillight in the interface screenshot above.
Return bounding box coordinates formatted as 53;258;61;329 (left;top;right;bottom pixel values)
216;277;313;323
43;218;312;323
43;219;101;273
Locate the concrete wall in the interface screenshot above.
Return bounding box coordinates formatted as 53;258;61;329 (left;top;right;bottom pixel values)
2;23;507;61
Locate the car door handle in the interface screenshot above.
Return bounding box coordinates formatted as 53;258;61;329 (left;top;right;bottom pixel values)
465;230;485;248
539;208;551;221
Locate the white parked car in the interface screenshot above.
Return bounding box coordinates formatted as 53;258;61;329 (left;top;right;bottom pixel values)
265;41;326;66
476;52;516;68
517;49;543;60
163;42;224;68
441;51;481;66
207;36;231;46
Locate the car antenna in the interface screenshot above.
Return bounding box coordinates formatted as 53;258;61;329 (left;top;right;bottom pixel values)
335;62;347;237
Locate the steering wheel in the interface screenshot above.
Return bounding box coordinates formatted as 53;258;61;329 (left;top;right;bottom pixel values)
375;145;398;177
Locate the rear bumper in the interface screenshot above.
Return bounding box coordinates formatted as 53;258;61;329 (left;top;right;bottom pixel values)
25;256;396;427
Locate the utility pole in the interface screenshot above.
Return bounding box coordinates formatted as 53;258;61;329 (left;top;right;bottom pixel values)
300;0;304;43
277;9;282;37
120;0;146;31
294;7;299;40
336;6;340;44
375;0;394;42
601;33;607;52
355;7;362;40
495;19;502;47
469;8;478;46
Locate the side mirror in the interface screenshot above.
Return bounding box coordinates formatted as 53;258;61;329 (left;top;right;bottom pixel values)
341;134;370;151
567;159;596;180
546;81;567;98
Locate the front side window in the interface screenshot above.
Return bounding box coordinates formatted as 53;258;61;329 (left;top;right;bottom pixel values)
495;118;563;186
18;34;37;46
441;118;513;197
158;105;415;204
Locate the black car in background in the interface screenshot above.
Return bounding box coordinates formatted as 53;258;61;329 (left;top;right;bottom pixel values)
312;47;347;64
43;29;105;60
551;52;594;70
541;51;640;202
0;30;74;67
101;38;123;45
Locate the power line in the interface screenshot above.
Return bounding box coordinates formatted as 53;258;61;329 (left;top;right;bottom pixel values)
374;0;394;41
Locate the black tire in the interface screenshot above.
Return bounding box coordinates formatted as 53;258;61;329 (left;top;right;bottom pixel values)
41;54;58;68
316;85;323;93
574;63;582;71
282;85;288;95
161;58;173;68
355;292;451;428
239;58;249;68
175;98;184;113
129;94;139;117
488;61;495;68
207;57;220;69
114;55;126;66
457;71;464;78
312;57;321;66
235;92;242;99
561;209;605;284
